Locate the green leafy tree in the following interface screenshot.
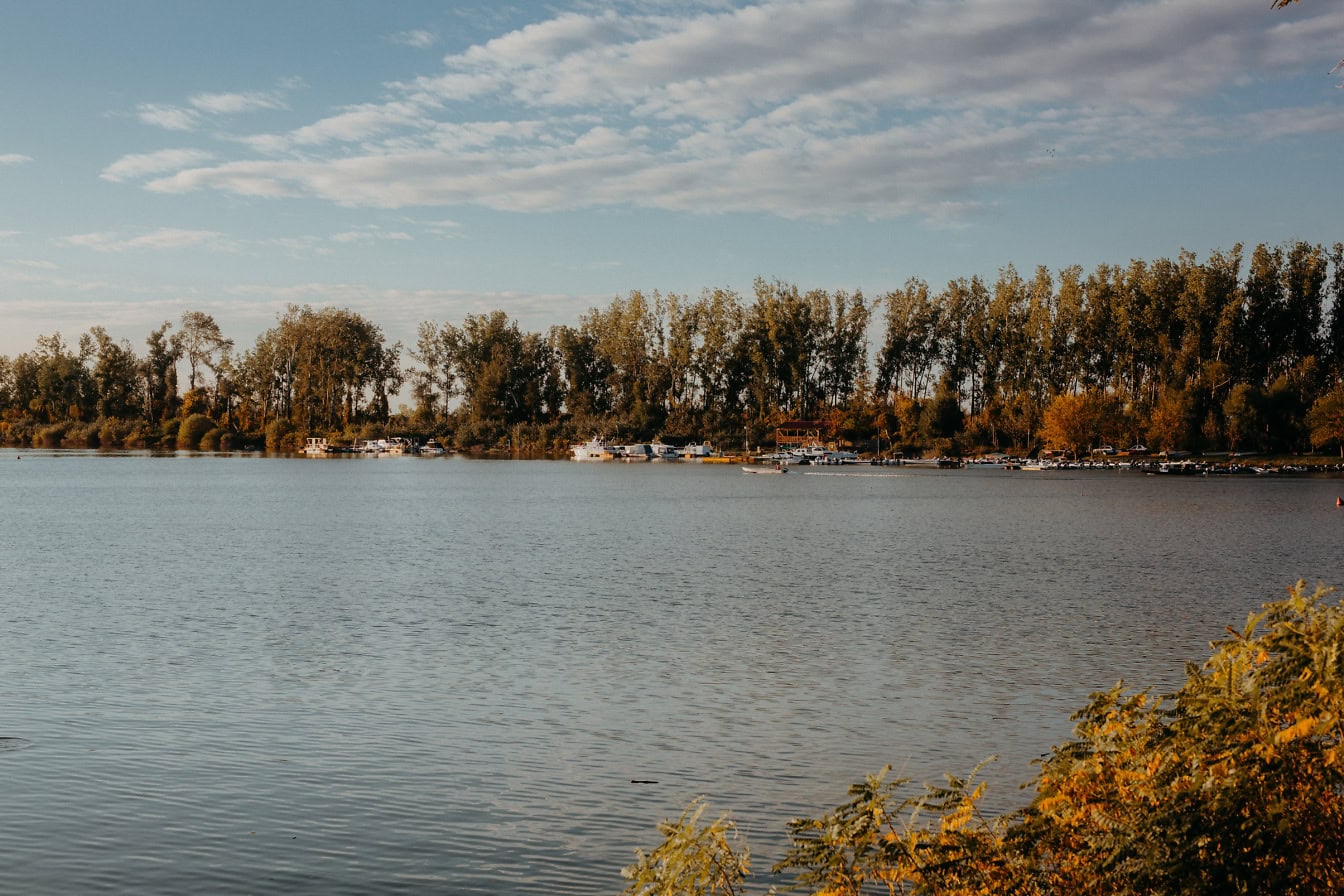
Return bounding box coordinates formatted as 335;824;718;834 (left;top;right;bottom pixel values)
553;323;614;422
12;333;93;423
241;305;400;432
142;321;181;423
177;310;233;392
877;278;941;401
81;326;141;420
580;291;670;434
937;276;990;415
410;320;458;421
451;310;556;432
1224;382;1265;452
690;287;749;444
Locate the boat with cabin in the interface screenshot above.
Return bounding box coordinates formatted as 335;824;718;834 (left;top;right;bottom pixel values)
616;444;653;462
571;437;614;461
648;442;681;461
679;443;716;460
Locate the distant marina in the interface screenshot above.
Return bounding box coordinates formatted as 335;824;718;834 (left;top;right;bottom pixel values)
295;432;1344;475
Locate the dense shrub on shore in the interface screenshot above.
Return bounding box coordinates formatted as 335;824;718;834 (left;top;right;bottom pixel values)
176;413;214;449
625;582;1344;895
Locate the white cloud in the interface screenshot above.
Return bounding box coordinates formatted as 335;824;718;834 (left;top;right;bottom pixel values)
189;89;288;115
136;103;201;131
0;153;33;165
63;228;229;252
135;80;298;131
101;149;216;182
331;228;414;244
118;0;1344;220
391;30;437;49
240;101;429;153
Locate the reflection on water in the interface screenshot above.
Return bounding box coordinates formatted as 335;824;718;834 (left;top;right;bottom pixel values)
1;451;1341;893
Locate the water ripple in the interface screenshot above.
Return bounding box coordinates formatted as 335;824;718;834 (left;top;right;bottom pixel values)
1;455;1340;892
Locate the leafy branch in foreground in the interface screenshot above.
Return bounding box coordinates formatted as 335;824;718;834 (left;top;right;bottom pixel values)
626;581;1344;895
772;760;1019;896
621;797;751;896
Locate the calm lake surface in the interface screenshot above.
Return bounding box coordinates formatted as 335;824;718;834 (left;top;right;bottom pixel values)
2;450;1342;893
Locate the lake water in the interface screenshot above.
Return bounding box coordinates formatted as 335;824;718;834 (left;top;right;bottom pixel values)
2;450;1341;893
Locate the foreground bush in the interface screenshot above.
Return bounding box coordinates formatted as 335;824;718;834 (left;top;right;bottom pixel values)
625;582;1344;895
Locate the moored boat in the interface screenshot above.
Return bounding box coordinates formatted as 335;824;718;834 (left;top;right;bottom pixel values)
571;436;613;461
679;443;716;460
649;441;681;461
616;443;653;462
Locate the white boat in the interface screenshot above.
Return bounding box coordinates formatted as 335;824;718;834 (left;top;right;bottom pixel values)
757;451;793;464
680;443;716;460
743;464;788;474
617;444;653;462
302;437;330;456
805;449;860;465
356;437;413;455
790;444;830;464
419;439;445;456
571;437;613;461
649;442;681;461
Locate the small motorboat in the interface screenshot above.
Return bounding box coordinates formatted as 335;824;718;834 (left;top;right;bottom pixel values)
742;465;788;475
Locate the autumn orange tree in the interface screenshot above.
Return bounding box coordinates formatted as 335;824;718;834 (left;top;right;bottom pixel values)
1037;389;1122;459
626;582;1344;895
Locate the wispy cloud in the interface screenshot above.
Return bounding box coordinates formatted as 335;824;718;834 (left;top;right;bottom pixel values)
0;153;35;165
117;0;1344;221
390;29;437;49
102;149;216;182
189;88;289;115
136;80;297;132
63;228;230;253
331;227;414;244
136;103;202;131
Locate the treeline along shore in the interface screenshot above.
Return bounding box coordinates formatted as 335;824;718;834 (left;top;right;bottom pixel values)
4;239;1344;458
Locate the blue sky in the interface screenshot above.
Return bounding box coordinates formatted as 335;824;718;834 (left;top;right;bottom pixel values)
2;0;1342;362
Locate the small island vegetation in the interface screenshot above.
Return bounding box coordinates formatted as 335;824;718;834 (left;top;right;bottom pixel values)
622;581;1344;896
3;241;1344;460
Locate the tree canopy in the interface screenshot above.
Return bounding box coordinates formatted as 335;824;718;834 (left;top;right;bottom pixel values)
2;240;1344;456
